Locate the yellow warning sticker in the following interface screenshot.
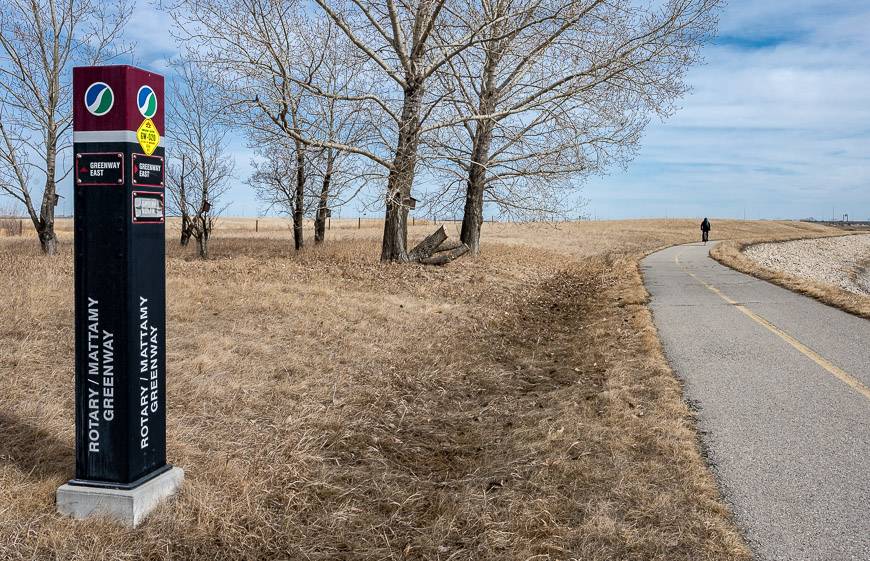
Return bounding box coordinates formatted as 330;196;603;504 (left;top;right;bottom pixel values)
136;118;160;156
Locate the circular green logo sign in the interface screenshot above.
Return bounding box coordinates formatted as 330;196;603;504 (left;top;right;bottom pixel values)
137;85;158;119
84;82;114;116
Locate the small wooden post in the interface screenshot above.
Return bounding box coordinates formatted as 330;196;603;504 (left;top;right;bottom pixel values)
328;217;331;230
255;219;259;232
358;217;361;229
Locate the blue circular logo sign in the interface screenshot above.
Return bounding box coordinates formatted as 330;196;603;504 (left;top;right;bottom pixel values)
137;85;157;119
84;82;114;116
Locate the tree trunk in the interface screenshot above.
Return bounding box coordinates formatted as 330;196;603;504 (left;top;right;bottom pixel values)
459;120;494;256
38;128;58;255
180;213;192;246
381;84;424;262
197;233;208;259
195;214;210;259
460;56;499;256
293;141;305;251
314;157;332;244
37;222;57;255
179;155;191;246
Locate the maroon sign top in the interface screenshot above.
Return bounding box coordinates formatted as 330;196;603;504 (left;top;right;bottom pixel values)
73;65;165;134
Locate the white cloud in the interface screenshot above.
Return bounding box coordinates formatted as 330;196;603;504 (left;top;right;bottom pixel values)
585;0;870;220
124;1;180;69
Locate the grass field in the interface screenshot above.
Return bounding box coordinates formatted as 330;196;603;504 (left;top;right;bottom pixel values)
0;218;841;560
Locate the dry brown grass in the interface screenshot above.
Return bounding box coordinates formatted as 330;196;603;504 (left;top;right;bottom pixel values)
711;230;870;321
0;217;24;237
0;218;841;560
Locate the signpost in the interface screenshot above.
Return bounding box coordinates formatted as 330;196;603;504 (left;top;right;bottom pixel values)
57;65;183;527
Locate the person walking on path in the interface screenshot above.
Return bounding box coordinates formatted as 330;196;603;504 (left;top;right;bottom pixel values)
701;217;711;244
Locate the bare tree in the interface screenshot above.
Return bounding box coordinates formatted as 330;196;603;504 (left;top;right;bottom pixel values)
171;0;505;261
305;33;378;244
310;0;507;262
165;59;233;259
428;0;721;254
312;148;336;244
308;145;371;244
248;141;309;248
250;137;371;249
0;0;131;254
169;0;375;251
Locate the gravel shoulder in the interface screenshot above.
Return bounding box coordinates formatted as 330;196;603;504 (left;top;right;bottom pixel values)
744;234;870;296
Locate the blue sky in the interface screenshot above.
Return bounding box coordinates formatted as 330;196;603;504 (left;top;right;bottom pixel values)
79;0;870;220
584;0;870;220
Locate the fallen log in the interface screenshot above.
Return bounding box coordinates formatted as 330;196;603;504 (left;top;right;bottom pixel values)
407;225;470;265
408;226;447;262
430;240;465;253
420;243;469;266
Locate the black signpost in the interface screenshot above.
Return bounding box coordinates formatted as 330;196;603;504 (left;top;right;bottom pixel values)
57;65;183;527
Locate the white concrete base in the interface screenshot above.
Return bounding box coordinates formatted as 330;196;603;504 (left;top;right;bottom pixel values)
56;467;184;527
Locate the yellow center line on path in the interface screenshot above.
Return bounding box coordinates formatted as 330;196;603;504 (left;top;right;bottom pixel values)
674;250;870;402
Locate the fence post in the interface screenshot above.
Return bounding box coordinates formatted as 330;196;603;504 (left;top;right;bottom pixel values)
328;217;331;230
255;219;258;232
358;217;361;229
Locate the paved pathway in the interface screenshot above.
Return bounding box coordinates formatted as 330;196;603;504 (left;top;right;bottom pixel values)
642;242;870;561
